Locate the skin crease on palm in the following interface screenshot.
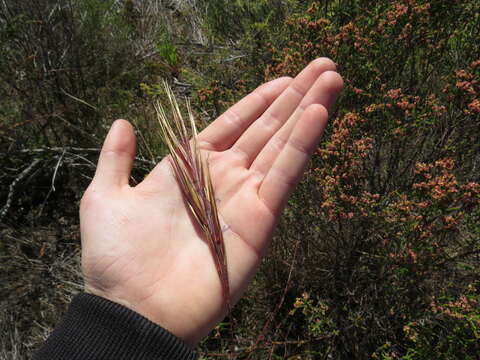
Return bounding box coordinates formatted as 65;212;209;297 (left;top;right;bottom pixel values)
79;58;343;347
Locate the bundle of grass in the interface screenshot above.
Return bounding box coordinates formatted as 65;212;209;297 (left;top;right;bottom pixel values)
154;81;231;316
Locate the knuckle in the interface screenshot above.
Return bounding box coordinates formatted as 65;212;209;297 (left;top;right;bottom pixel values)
288;136;310;155
80;186;100;212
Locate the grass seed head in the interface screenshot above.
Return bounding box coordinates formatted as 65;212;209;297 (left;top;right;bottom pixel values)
155;81;231;314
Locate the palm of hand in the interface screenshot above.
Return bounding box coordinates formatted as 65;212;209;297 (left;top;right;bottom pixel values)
80;59;342;345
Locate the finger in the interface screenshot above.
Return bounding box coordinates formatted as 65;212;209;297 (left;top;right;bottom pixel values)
250;71;343;176
230;58;336;166
92;119;136;189
197;77;292;151
258;104;328;215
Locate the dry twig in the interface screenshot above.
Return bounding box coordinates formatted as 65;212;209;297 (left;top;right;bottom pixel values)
0;159;41;222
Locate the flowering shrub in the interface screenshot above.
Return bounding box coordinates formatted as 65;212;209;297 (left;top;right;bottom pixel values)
196;0;480;358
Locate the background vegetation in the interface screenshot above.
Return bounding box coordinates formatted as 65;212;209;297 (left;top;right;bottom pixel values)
1;0;479;359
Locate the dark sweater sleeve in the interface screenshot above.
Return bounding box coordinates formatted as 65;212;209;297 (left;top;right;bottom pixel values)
33;293;197;360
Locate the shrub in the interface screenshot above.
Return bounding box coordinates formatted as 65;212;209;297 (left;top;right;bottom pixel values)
195;0;480;358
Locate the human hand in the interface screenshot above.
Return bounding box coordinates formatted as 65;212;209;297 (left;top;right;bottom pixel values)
80;58;343;346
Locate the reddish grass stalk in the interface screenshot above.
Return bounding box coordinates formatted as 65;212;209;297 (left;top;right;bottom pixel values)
155;81;231;316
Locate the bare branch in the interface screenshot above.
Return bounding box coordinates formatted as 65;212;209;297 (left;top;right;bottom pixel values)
0;159;41;222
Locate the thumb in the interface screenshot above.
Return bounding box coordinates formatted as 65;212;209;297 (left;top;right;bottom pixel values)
93;119;136;189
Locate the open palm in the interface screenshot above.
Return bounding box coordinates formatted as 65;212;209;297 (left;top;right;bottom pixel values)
80;58;343;345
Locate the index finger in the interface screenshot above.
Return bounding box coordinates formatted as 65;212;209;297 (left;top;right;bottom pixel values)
197;77;292;152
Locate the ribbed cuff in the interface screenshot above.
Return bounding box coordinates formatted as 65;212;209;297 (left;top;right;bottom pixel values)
34;293;197;360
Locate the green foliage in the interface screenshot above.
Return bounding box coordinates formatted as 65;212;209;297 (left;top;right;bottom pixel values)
290;293;339;339
157;39;178;67
373;288;480;359
199;0;292;41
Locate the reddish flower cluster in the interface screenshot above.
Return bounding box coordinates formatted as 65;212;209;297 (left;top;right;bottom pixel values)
364;104;382;113
430;295;478;321
441;61;480;115
414;159;459;200
456;80;476;96
314;111;381;220
426;94;447;115
386;3;409;26
467;99;480;113
386;88;403;99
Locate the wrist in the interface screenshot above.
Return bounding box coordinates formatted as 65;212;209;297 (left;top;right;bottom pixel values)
85;285;216;347
35;293;197;359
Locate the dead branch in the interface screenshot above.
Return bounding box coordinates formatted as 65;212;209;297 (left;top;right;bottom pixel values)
15;147;157;167
0;159;41;222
